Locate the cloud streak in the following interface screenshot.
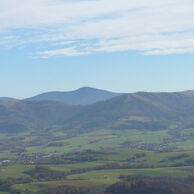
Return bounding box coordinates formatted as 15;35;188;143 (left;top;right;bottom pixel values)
1;0;194;56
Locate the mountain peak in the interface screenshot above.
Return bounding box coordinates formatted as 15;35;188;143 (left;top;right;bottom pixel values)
77;86;95;90
24;87;122;105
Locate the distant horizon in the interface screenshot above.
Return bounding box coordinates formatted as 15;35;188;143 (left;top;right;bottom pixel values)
1;86;194;99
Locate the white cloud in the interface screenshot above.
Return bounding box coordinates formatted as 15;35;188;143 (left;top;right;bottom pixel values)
0;0;194;56
38;46;91;56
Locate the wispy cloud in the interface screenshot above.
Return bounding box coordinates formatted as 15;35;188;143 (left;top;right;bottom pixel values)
38;46;91;57
1;0;194;56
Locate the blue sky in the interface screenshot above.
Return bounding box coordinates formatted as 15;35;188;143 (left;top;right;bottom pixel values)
1;0;194;98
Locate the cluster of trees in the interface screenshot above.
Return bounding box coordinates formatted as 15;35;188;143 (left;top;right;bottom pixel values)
0;177;30;191
167;154;189;161
38;185;99;194
24;166;66;181
105;176;194;194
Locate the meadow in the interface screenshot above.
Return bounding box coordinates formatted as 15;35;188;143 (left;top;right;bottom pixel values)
1;128;194;193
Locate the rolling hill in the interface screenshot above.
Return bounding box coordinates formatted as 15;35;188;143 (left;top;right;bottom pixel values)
1;90;194;133
61;91;194;130
0;100;80;133
0;97;18;101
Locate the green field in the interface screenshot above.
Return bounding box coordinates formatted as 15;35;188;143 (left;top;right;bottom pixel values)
1;128;194;193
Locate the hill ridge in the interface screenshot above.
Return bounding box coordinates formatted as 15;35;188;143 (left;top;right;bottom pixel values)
24;87;122;105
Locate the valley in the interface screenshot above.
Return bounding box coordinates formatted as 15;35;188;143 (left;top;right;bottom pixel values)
2;88;194;193
2;127;194;193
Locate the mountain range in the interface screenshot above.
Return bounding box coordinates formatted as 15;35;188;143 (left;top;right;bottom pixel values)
1;87;121;105
1;87;194;133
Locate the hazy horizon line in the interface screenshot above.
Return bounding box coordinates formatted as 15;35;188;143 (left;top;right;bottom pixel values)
1;86;194;100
